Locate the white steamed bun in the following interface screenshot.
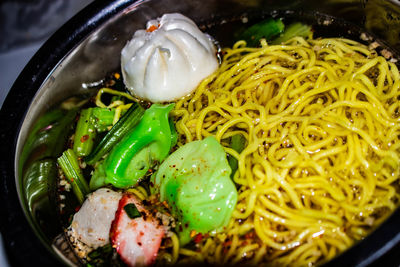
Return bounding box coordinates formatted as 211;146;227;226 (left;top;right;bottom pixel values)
121;13;218;103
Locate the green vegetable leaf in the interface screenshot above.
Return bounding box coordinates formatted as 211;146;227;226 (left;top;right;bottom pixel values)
228;134;246;179
124;203;142;219
239;18;285;47
271;22;312;44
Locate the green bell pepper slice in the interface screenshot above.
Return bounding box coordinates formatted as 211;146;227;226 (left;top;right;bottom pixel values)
90;103;176;189
151;136;238;245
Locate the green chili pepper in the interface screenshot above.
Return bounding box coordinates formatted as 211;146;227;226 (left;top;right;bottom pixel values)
90;103;176;189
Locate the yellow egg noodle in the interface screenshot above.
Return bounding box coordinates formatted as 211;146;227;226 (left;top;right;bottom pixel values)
166;37;400;266
95;87;135;124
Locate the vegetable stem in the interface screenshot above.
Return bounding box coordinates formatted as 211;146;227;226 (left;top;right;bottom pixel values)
73;108;97;157
85;103;145;165
57;149;90;204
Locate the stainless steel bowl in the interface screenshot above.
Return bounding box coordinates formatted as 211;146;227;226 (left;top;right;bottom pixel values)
1;0;400;266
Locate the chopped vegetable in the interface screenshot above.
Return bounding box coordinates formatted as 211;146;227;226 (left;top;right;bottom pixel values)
228;134;246;178
74;107;131;156
110;193;164;267
57;149;90;204
20;108;77;170
151;136;238;245
87;244;114;266
19;108;77;234
123;203;141;219
23;159;57;214
91;107;116;132
271;22;312;44
238;18;284;47
85;103;145;165
73;108;97;157
90;104;176;189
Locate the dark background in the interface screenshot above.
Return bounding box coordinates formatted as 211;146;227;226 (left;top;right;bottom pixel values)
0;0;93;265
0;0;94;106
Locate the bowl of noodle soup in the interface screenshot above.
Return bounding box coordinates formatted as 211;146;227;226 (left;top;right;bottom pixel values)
1;0;400;266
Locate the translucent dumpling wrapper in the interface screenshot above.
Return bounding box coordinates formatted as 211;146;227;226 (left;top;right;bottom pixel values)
121;13;219;103
151;136;238;245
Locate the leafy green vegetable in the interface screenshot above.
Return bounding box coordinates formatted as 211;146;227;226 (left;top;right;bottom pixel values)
57;149;90;204
23;159;57;224
88;244;113;259
228;134;247;178
151;136;238;245
86;244;123;267
90;104;176;189
20;109;77;171
19;108;77;239
124;203;142;219
239;18;284;47
271;22;312;44
85;103;145;165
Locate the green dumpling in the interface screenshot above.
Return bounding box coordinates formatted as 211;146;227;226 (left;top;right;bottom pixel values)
151;136;238;245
